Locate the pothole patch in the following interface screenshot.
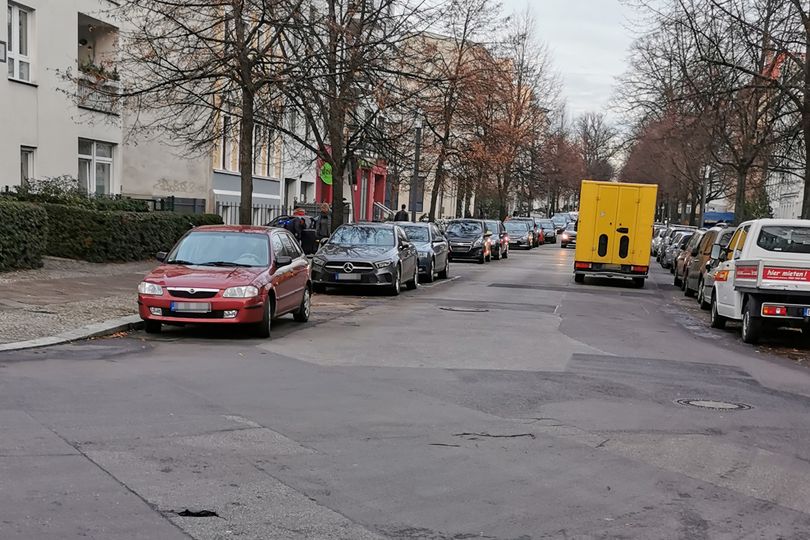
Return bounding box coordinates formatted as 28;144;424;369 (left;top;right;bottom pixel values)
439;307;489;313
174;509;220;518
675;399;752;411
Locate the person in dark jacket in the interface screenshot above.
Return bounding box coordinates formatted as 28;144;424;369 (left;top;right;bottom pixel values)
393;204;409;221
315;203;332;242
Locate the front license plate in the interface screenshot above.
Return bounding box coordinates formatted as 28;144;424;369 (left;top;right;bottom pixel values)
803;308;810;317
171;302;211;313
335;273;361;281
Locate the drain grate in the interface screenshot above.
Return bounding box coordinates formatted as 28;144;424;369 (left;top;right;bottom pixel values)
675;399;752;411
439;306;489;313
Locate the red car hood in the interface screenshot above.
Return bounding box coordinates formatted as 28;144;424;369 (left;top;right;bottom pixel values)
144;264;264;288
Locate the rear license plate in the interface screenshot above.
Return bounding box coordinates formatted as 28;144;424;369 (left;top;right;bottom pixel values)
170;302;211;313
335;273;361;281
803;308;810;317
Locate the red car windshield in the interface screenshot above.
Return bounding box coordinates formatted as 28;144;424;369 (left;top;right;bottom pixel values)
167;231;270;267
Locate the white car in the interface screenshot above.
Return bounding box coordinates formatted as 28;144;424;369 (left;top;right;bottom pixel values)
710;219;810;343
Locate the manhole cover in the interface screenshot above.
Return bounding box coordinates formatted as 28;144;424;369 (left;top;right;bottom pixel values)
675;399;752;411
439;307;489;313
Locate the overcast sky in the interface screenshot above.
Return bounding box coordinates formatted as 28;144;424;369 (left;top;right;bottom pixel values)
501;0;637;120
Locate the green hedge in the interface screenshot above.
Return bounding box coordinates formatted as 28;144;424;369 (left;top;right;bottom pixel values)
42;204;222;262
0;200;48;271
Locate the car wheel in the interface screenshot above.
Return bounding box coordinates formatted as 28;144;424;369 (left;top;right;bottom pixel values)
438;259;449;279
423;258;435;283
710;294;727;329
741;301;762;344
574;273;585;284
255;297;273;338
390;266;401;296
144;320;162;334
293;287;311;322
684;274;695;297
493;246;501;260
407;266;419;290
698;280;710;310
502;247;508;259
478;253;486;264
313;283;326;294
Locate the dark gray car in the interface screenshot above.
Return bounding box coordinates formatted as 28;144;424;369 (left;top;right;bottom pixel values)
311;223;418;296
396;222;450;282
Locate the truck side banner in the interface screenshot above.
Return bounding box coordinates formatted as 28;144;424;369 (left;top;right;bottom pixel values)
763;267;810;282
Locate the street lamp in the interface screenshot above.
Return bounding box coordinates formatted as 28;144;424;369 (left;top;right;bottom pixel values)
410;113;423;223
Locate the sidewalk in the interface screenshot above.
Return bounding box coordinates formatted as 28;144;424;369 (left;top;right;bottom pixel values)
0;258;153;346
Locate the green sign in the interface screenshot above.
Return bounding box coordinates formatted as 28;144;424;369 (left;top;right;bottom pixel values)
320;163;333;185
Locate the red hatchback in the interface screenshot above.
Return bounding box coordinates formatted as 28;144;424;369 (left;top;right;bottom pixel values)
138;225;311;338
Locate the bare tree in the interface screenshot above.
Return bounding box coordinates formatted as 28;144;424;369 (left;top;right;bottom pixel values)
575;112;618;181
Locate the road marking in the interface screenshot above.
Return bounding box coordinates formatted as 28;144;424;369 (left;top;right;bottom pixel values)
419;276;461;289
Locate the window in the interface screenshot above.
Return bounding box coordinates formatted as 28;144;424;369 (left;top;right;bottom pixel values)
757;226;810;254
271;234;285;259
7;3;32;81
280;233;303;257
20;146;33;185
78;138;114;195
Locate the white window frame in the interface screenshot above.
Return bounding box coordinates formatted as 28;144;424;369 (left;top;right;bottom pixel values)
20;145;34;185
7;2;32;82
78;139;114;195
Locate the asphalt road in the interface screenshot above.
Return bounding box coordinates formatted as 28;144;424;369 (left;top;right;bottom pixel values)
3;245;810;539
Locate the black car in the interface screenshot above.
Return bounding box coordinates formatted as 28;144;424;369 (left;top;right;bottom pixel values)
511;217;542;247
505;220;533;249
536;219;557;244
311;223;419;295
396;222;450;282
484;220;509;260
445;219;492;264
560;222;577;248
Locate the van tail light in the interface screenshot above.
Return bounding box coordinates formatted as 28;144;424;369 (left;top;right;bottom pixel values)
762;305;787;317
631;265;648;273
575;262;592;269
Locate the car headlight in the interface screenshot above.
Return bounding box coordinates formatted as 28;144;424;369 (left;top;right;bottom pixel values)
374;261;392;269
138;282;163;296
562;233;569;239
472;237;483;248
223;286;259;298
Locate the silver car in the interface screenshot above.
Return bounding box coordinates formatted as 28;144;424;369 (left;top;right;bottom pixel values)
396;221;450;282
662;231;693;269
698;226;737;310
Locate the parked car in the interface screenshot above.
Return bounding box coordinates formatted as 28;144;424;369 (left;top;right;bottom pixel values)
397;221;450;282
536;218;557;244
652;226;667;255
662;231;692;269
697;227;736;310
710;219;810;344
446;219;493;264
551;215;569;234
311;223;418;295
137;225;311;338
511;217;543;247
680;226;730;300
484;220;510;260
658;226;696;263
504;220;534;249
560;221;577;248
674;230;705;291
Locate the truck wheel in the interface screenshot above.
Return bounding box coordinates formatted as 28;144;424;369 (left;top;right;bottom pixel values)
633;277;645;288
574;273;585;284
741;302;762;344
710;294;727;329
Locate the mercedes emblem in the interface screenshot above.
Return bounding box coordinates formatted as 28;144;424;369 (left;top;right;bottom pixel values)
343;262;354;273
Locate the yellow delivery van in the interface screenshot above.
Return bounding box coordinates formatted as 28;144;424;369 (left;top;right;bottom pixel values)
574;180;658;288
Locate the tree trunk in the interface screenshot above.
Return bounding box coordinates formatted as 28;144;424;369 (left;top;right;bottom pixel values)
429;146;447;221
688;191;697;226
239;88;255;225
734;168;747;225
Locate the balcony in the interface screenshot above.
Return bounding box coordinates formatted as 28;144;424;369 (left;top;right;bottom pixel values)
77;13;120;114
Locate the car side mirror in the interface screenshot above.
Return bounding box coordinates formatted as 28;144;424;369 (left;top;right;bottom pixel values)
156;251;167;262
691;247;699;256
275;255;293;267
710;245;721;259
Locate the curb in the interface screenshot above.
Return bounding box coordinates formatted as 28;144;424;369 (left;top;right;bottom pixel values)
0;315;144;353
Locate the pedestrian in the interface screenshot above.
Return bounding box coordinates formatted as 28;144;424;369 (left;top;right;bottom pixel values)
393;204;409;221
315;203;332;242
285;208;306;240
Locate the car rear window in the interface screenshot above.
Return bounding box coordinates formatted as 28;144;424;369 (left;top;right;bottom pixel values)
168;231;269;267
757;226;810;254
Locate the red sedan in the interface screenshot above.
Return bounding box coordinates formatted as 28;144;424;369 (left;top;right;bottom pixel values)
138;225;311;338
